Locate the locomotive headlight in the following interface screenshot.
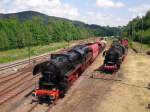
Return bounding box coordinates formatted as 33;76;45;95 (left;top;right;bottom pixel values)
36;87;39;90
32;92;36;97
49;95;55;99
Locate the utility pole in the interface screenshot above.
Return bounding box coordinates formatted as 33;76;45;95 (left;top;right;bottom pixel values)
132;24;135;40
128;23;131;41
140;17;143;52
28;44;31;64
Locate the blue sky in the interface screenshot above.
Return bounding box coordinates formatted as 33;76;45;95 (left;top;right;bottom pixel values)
0;0;150;26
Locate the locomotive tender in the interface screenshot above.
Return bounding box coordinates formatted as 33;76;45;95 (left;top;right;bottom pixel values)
103;39;128;72
32;40;106;103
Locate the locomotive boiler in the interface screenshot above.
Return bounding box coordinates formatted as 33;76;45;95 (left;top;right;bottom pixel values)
32;40;106;103
102;39;128;72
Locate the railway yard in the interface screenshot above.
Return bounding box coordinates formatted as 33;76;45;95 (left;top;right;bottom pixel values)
0;40;150;112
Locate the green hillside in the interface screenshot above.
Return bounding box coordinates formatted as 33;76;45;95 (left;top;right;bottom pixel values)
123;10;150;46
0;11;119;51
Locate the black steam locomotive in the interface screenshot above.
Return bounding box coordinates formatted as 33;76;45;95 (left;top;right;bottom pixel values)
103;39;128;72
32;41;106;102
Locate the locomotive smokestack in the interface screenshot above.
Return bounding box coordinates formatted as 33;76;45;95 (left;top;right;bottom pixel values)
33;61;49;75
33;64;42;75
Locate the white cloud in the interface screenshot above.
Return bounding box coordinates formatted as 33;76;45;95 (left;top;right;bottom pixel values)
0;0;79;19
129;4;150;17
0;0;129;26
79;11;127;26
50;3;79;19
96;0;125;8
11;0;61;10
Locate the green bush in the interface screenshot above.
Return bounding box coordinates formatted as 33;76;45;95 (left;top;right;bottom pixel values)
123;10;150;46
0;17;91;51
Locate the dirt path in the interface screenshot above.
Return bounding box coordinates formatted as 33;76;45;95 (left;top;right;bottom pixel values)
1;47;149;112
50;50;150;112
98;50;150;112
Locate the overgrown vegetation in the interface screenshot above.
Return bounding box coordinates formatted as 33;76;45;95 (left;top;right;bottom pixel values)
123;10;150;46
0;17;90;51
0;42;68;63
0;11;119;51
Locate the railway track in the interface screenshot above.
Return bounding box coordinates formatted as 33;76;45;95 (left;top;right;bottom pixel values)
0;74;38;97
0;71;37;100
11;98;52;112
0;77;38;105
0;64;32;79
0;41;93;112
0;42;79;73
26;101;55;112
0;51;70;112
0;53;50;72
26;103;39;112
0;70;32;84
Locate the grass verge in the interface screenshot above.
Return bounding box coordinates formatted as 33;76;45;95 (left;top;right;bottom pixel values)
0;38;95;64
0;42;68;64
132;42;150;53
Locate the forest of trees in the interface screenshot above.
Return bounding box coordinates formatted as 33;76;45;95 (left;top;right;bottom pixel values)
1;10;149;51
0;17;91;50
0;11;119;51
123;10;150;46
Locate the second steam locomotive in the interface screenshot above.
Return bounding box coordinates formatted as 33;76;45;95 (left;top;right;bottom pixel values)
102;39;128;72
32;40;106;103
